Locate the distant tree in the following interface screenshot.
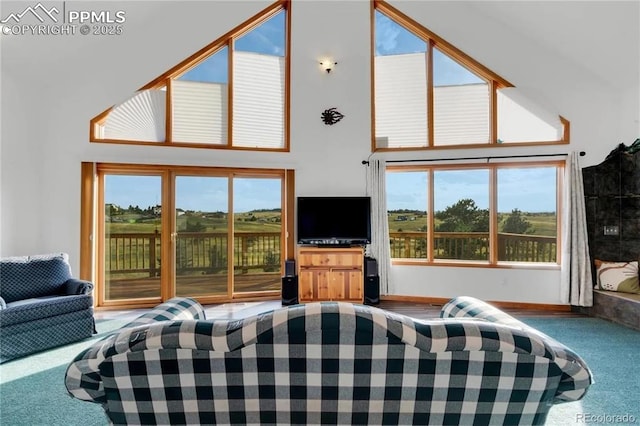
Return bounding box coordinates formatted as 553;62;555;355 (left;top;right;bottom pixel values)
434;199;489;260
435;199;489;232
502;208;533;234
126;204;142;214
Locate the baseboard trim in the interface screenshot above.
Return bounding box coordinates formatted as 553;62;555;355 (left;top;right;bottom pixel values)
380;295;571;312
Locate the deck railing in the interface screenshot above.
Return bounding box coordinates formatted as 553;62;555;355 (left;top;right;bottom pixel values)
389;231;556;262
106;231;281;277
105;230;557;278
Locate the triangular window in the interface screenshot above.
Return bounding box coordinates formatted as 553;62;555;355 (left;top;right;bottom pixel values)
373;1;567;150
91;1;289;151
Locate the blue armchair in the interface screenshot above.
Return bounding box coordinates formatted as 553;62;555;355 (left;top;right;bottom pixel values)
0;253;96;363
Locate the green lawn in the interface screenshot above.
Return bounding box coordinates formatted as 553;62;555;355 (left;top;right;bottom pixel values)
107;211;281;234
388;211;557;236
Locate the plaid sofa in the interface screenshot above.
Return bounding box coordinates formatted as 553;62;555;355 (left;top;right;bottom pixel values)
0;253;95;363
65;296;592;425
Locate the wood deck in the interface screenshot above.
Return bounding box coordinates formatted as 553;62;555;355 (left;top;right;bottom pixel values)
106;273;281;300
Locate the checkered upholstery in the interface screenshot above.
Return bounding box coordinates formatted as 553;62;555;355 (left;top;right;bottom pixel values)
0;253;95;363
441;296;593;403
121;296;206;329
65;297;205;403
66;298;592;425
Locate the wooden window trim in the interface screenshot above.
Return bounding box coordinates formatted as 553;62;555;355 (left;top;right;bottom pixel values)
285;169;296;261
372;0;569;152
84;163;290;308
90;0;290;152
386;160;564;268
80;162;95;283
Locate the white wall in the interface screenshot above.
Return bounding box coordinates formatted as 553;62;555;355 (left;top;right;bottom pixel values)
619;85;640;141
1;0;638;303
289;0;371;195
0;69;44;256
392;266;562;304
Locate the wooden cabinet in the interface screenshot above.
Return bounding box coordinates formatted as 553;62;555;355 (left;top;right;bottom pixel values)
297;246;364;302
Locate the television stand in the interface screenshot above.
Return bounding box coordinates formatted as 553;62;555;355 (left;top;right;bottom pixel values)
297;246;364;303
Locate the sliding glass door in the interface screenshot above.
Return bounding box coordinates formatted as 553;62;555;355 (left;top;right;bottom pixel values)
175;176;230;297
103;174;163;301
233;177;283;295
96;165;287;306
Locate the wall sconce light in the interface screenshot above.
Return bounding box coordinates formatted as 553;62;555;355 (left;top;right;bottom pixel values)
320;59;337;74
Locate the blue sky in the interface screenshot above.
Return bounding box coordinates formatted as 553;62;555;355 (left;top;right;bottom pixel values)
107;168;556;213
375;11;483;86
179;11;285;83
386;167;557;212
106;176;281;212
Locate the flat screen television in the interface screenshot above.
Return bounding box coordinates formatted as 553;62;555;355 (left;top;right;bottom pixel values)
297;196;371;245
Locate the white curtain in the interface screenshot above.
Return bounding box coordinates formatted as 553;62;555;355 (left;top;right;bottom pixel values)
366;159;392;294
560;152;593;306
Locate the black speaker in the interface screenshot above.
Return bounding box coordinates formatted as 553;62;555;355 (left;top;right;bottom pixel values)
365;257;378;277
284;259;296;277
281;276;298;305
364;275;380;306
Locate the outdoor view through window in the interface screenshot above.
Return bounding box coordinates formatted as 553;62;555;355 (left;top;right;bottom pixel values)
386;166;559;263
103;173;283;301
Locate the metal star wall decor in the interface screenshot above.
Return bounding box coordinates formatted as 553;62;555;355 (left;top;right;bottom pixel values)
321;108;345;125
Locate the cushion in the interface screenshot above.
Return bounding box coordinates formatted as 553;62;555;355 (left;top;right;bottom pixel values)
0;253;72;302
61;278;93;295
0;295;93;327
594;259;640;294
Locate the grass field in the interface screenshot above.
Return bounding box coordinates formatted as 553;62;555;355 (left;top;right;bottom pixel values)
109;209;555;236
388;211;557;236
106;210;281;234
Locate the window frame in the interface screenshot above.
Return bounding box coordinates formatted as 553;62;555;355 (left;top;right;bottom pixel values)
81;162;295;309
386;160;564;269
90;0;291;152
371;0;569;152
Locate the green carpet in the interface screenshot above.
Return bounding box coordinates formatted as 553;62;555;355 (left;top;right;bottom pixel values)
0;319;128;426
523;317;640;425
0;317;638;425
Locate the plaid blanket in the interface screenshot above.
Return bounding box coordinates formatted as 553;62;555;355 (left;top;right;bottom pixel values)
66;297;592;425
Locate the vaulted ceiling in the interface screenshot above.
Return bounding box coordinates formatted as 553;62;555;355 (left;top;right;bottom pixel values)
467;1;639;90
2;1;638;92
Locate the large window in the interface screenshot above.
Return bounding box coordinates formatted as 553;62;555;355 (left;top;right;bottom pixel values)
386;162;562;265
91;1;289;151
373;1;568;150
90;164;292;307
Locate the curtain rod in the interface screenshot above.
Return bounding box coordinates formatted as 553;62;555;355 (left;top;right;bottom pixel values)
361;151;585;165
